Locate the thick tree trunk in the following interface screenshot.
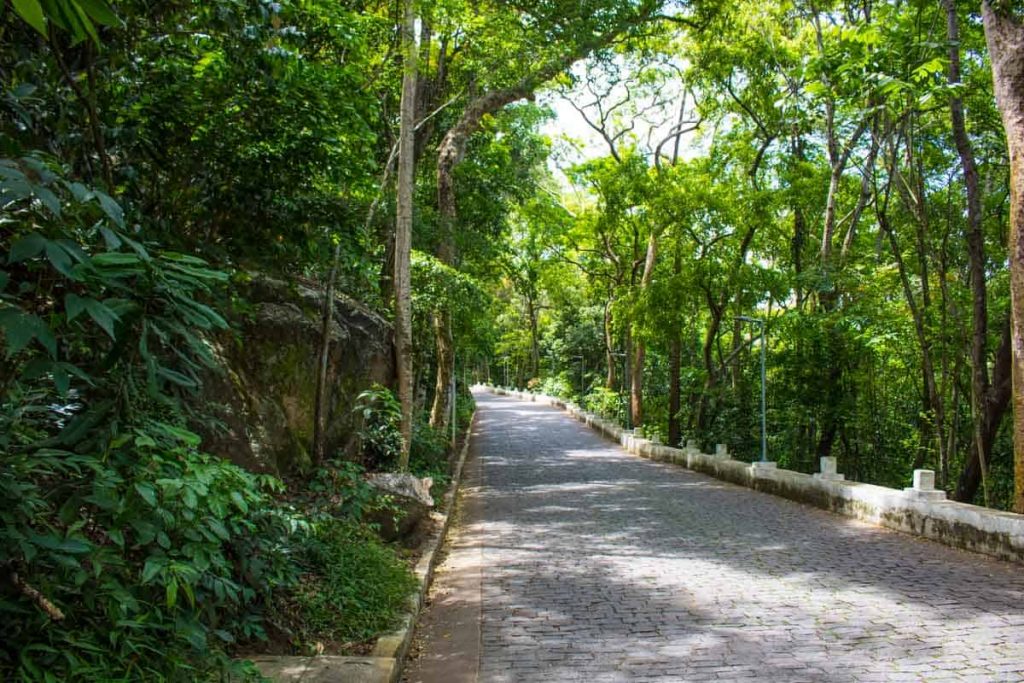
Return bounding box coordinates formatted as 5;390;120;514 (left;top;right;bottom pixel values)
982;1;1024;511
630;233;658;427
394;0;417;470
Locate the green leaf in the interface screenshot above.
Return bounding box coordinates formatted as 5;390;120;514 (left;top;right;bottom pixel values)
99;226;122;250
34;186;61;216
77;0;120;26
9;233;47;263
166;579;178;608
0;310;56;357
65;294;86;321
84;298;119;339
95;191;124;228
230;491;248;513
53;363;69;395
141;557;164;583
45;242;75;278
91;252;142;267
134;433;156;448
134;482;157;507
155;423;201;447
12;0;47;36
156;365;198;389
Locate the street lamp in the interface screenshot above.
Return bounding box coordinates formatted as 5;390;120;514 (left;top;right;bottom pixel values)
736;316;768;464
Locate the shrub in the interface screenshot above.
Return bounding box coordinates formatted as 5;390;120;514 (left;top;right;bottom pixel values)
282;520;417;646
584;386;623;421
409;420;449;485
353;385;403;470
538;373;573;399
0;433;298;680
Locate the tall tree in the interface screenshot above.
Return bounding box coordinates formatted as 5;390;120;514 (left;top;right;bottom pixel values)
395;0;418;470
982;0;1024;512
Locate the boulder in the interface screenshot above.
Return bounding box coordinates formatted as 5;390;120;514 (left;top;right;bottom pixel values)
363;473;435;541
198;274;393;474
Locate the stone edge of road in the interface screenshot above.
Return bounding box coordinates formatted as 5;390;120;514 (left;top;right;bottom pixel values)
484;384;1024;565
249;411;477;683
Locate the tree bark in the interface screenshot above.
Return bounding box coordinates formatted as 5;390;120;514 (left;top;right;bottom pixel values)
668;248;683;447
312;245;339;467
394;0;417;470
630;232;658;427
982;0;1024;511
429;312;454;431
604;296;617;389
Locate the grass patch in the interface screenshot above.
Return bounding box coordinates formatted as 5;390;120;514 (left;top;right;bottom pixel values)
282;519;418;647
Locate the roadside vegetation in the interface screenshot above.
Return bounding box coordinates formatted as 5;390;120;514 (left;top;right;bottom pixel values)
4;0;1024;678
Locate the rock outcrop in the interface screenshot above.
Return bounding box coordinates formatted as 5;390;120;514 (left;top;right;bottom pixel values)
364;473;435;541
200;275;393;474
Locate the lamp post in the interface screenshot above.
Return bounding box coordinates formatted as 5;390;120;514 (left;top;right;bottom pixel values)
736;316;767;463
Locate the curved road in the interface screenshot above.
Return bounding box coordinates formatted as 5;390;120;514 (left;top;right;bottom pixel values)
405;391;1024;682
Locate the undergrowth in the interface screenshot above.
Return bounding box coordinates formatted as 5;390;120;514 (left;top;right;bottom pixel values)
279;520;417;647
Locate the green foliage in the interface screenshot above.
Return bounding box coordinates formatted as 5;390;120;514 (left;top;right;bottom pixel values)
409;421;450;489
302;460;383;523
353;385;403;470
584;387;624;421
0;441;297;680
537;373;574;399
282;519;416;647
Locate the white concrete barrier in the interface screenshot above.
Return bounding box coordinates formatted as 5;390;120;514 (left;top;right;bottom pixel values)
482;385;1024;564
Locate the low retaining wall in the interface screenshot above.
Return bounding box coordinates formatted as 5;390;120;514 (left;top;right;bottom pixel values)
486;385;1024;564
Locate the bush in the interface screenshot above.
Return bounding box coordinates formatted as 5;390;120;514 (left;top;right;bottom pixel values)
409;421;449;487
538;373;573;399
584;386;623;421
0;434;298;680
281;520;417;646
353;385;403;470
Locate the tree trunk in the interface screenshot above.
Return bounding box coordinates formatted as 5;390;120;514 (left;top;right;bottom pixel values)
630;233;658;427
878;197;947;477
982;0;1024;511
429;312;453;431
604;297;616;389
668;249;683;447
955;319;1012;502
394;0;417;470
948;0;999;503
312;247;339;467
527;293;540;378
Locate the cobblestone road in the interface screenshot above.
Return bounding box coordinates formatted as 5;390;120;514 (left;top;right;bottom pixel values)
415;391;1024;682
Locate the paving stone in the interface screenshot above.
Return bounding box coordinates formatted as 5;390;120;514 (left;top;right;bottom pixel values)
426;392;1024;682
